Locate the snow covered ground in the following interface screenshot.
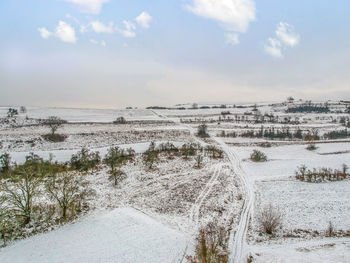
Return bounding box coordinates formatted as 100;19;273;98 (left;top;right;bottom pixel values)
0;208;189;263
251;238;350;263
232;143;350;180
0;106;160;122
1;103;350;262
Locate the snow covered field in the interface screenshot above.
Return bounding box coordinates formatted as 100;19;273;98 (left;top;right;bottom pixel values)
1;103;350;262
0;107;160;122
0;208;189;263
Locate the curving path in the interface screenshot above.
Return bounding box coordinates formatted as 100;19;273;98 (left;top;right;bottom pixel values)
213;137;255;263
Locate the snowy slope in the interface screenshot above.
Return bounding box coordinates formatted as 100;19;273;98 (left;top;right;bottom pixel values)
0;107;159;122
0;208;189;263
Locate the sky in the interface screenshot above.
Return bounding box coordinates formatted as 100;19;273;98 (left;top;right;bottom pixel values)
0;0;350;108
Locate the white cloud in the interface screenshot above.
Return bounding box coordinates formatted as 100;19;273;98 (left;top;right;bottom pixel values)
264;22;300;58
135;12;153;29
89;39;99;45
117;21;136;38
65;13;80;24
80;25;88;34
264;38;283;58
55;21;77;43
38;27;52;39
90;39;106;47
186;0;256;33
90;20;114;34
65;13;88;34
276;22;300;47
65;0;110;14
225;33;239;45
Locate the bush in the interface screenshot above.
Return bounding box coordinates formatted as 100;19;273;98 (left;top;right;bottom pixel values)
306;144;317;151
143;142;159;169
0;206;19;246
103;147;134;172
259;142;272;148
7;108;18;118
195;155;203;169
42;133;67;142
109;170;126;186
114;117;127;124
326;221;335;237
1;169;41;225
258;204;283;235
295;164;349;183
70;148;101;172
186;223;228;263
19;106;27;114
205;146;223;159
181;143;200;159
323;129;350;140
9;153;67;179
197;124;209;138
157;142;179;153
0;153;11;176
250;150;267;162
46;172;91;220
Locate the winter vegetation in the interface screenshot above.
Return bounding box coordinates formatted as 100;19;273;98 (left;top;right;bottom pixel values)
295;164;349;183
1;101;350;262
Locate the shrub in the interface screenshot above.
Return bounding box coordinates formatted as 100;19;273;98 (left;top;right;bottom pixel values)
250;150;267;162
42;133;67;142
182;143;200;159
259;142;272;148
323;129;350;140
295;164;349;183
7;108;18;118
143;142;159;169
1;168;41;225
114;117;127;124
306;144;317;151
0;153;11;176
186;223;228;263
46;172;91;220
195;155;203;169
205;146;223;159
10;153;67;179
157;142;179;153
0;206;19;246
197;124;209;138
103;147;134;172
19;106;27;114
326;221;335;237
258;204;283;235
109;169;126;186
70;148;101;172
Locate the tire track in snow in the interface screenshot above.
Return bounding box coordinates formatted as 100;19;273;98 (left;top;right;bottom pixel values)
213;137;254;263
189;163;223;226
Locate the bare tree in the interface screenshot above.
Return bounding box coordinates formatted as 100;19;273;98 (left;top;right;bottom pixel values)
109;169;126;186
45;116;65;135
0;195;17;247
258;204;283;235
2;169;41;225
326;221;335;237
46;172;89;220
195;155;203;169
19;106;27;113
